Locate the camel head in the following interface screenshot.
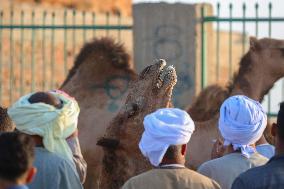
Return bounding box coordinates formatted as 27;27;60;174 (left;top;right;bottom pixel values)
97;59;177;189
61;37;136;90
249;37;284;79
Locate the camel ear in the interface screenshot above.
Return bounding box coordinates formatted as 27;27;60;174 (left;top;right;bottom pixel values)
249;37;260;51
97;137;120;149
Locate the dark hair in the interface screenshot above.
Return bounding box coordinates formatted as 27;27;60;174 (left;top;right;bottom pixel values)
0;106;14;132
163;145;182;160
277;102;284;139
0;132;35;181
28;92;62;109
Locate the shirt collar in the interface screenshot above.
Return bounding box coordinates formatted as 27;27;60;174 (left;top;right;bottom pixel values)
268;154;284;163
7;185;29;189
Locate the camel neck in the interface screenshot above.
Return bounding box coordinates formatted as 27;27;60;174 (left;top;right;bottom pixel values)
230;69;276;102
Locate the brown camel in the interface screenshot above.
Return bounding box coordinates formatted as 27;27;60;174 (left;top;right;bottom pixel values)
187;37;284;169
60;38;137;189
97;59;177;189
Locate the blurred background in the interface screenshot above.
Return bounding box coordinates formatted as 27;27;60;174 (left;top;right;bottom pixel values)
0;0;283;119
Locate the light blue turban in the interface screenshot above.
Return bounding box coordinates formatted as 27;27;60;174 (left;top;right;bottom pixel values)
139;108;195;167
219;95;267;158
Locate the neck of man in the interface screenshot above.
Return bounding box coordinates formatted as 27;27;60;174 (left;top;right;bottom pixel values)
31;135;44;147
159;157;185;166
275;138;284;156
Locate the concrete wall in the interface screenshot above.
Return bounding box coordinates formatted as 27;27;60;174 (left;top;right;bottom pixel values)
133;3;196;108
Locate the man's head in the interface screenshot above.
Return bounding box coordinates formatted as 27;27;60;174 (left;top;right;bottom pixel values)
0;132;36;186
0;106;15;132
272;102;284;151
139;108;195;167
219;95;267;158
8;90;80;161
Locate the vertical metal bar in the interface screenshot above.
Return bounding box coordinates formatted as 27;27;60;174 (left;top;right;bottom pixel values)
82;11;86;43
0;11;3;103
216;3;220;82
229;3;233;79
268;3;272;117
42;11;47;90
64;9;68;77
117;12;121;41
92;12;96;37
51;12;55;89
9;10;14;104
72;10;76;56
201;6;207;89
31;10;35;92
106;12;110;36
255;3;259;38
242;3;246;55
20;10;25;95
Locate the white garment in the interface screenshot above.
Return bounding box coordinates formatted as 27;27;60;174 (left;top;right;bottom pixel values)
139;108;195;167
256;143;275;159
219;95;267;158
8;91;80;161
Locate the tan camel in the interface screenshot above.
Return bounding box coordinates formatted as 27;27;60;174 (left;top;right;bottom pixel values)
97;59;177;189
60;38;137;189
187;37;284;169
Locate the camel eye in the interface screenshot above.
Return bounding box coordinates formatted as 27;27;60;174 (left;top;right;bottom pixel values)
139;65;151;79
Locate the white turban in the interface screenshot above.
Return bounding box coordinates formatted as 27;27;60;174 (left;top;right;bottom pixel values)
8;90;80;162
219;95;267;158
139;108;195;167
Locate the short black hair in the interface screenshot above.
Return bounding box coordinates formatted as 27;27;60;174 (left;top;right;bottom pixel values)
163;145;182;160
277;102;284;139
28;92;62;109
0;132;35;181
0;106;14;132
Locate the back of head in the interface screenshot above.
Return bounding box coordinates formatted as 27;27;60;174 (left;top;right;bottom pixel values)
139;108;195;166
0;132;35;182
0;106;14;132
277;102;284;139
219;95;267;157
28;92;62;108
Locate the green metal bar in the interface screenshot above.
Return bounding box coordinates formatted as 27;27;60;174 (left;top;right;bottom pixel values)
92;12;96;37
51;12;55;89
20;10;25;95
9;10;14;104
117;12;121;41
72;10;76;56
268;3;272;118
201;6;206;89
42;11;47;90
202;17;284;22
229;3;232;79
267;113;277;118
0;25;133;29
0;11;3;103
82;11;86;43
106;12;110;36
31;10;35;92
242;3;246;55
64;10;68;77
216;3;220;82
255;3;259;37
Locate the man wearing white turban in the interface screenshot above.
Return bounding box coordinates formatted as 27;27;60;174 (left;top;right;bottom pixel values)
8;90;84;189
122;108;221;189
198;95;268;189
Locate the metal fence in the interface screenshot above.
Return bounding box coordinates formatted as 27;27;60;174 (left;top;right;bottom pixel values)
0;8;132;107
200;2;284;117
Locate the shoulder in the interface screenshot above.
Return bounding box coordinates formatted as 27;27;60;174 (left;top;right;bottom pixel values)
250;152;269;165
122;170;156;189
184;169;221;188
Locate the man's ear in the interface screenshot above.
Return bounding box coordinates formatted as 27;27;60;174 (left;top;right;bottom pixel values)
271;123;278;137
181;144;187;156
26;167;37;184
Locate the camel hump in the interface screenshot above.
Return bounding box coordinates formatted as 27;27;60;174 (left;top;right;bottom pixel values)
61;37;133;87
188;84;229;122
